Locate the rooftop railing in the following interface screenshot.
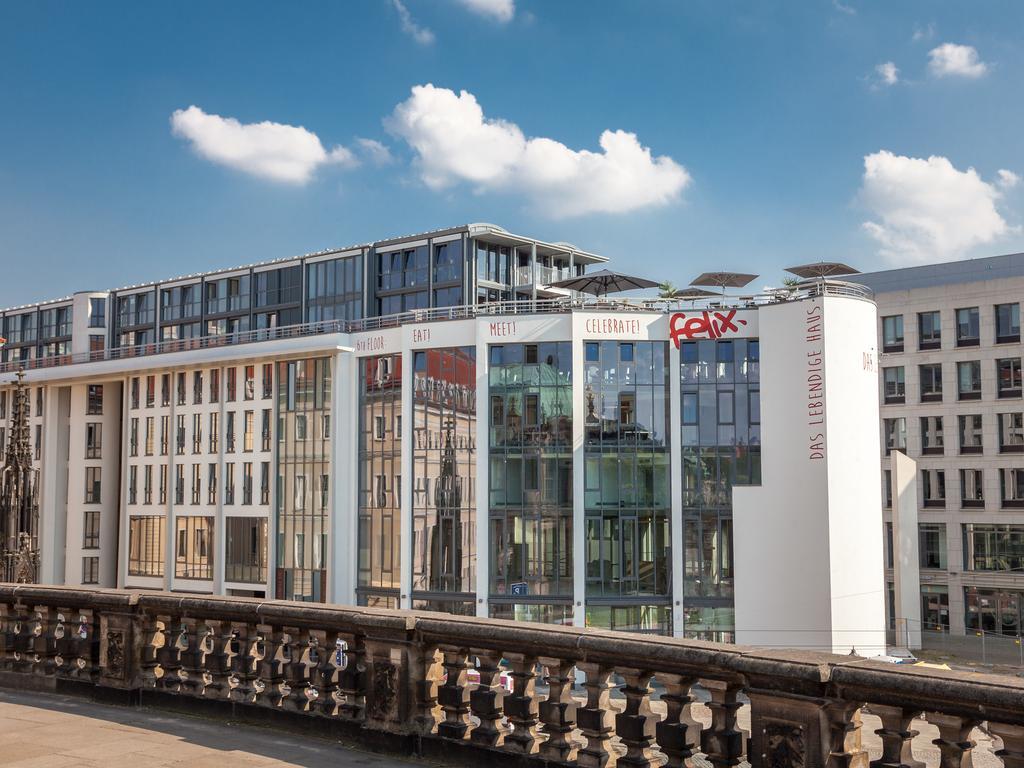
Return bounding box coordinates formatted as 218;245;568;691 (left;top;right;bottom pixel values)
0;584;1019;768
0;281;873;376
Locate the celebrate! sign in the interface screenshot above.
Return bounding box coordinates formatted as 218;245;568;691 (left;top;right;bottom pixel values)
668;309;749;348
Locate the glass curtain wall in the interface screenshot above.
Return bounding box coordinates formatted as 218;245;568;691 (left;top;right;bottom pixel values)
306;255;364;324
583;341;672;634
411;347;477;614
357;354;403;607
275;358;331;601
488;342;573;624
679;338;761;642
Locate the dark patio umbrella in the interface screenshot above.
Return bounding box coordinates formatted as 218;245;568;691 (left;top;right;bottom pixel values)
690;271;759;296
671;287;719;300
785;261;860;279
548;269;660;297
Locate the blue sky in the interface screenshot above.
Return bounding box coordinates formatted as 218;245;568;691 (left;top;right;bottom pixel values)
2;0;1023;307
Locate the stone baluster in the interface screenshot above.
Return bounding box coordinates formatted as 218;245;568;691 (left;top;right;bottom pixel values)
616;668;658;768
469;651;509;747
177;618;203;696
282;627;313;712
63;609;93;680
12;606;38;673
437;645;473;740
576;662;617;768
410;645;441;735
502;652;541;754
309;630;338;717
656;674;703;768
538;657;578;763
825;700;869;768
870;705;924;768
228;623;257;703
990;723;1024;768
929;713;979;768
156;617;182;693
335;633;365;721
202;619;231;699
701;680;747;768
137;616;163;689
33;606;59;677
255;624;288;708
0;603;13;670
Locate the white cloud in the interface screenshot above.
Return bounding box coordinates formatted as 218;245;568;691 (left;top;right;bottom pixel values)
356;138;394;165
392;0;435;45
912;22;935;42
860;150;1013;264
874;61;899;86
998;169;1021;190
385;84;690;217
928;43;988;78
832;0;855;15
170;106;355;184
455;0;514;22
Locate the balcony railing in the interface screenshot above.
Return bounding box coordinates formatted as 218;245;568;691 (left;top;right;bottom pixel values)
0;584;1021;768
515;265;572;287
0;281;873;376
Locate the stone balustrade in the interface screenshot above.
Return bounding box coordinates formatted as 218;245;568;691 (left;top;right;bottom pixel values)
1;584;1022;768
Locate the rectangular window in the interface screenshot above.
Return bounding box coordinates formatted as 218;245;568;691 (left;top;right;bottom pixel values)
1000;468;1024;507
919;363;943;402
159;465;167;505
244;365;255;400
244;410;254;452
227;367;237;401
918;311;941;350
84;467;101;504
82;557;100;585
130;377;139;409
225;462;235;505
175;516;214;579
176;414;185;455
963;524;1024;572
883;417;906;455
260;461;270;505
919;523;947;569
209;412;220;453
84;423;102;460
161;374;170;406
226;412;236;452
88;297;106;328
129;418;139;457
957;361;981;400
145;416;154;456
86;385;103;415
210;368;220;403
956;307;980;346
175;465;185;505
922;468;945;508
160;416;169;455
262;363;273;399
145;375;155;408
883;366;905;404
208;463;218;505
193;371;203;405
1000;412;1024;453
224;517;268;584
192;414;202;454
261;409;271;451
144;465;152;505
920;416;944;455
128;516;164;576
83;509;100;548
128;465;138;504
997;358;1023;399
960;469;984;508
882;315;904;352
243;462;253;505
959;414;983;454
996;303;1021;343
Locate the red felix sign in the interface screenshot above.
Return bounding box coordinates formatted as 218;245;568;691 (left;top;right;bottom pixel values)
669;310;748;348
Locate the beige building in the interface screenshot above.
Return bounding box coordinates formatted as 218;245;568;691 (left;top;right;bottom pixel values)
858;254;1024;638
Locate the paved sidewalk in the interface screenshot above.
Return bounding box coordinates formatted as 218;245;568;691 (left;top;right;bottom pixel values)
0;689;418;768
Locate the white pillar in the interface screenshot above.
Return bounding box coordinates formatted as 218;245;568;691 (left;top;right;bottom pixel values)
329;349;358;605
474;334;490;617
891;450;922;650
399;346;414;609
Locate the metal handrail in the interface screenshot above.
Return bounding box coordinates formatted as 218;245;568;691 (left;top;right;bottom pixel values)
0;282;873;375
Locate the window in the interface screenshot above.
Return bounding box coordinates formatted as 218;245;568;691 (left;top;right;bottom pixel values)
175;465;185;505
145;375;155;407
210;368;220;403
86;385;103;415
922;469;945;507
1000;413;1024;453
209;412;220;453
242;462;253;505
261;409;271;451
144;466;152;505
227;367;237;401
176;414;185;455
128;466;138;504
1000;468;1024;507
82;557;100;585
226;412;236;452
919;523;947;569
262;363;273;399
83;510;100;548
959;414;983;454
957;361;981;400
192;414;202;454
145;417;154;456
88;298;106;328
191;464;201;505
176;372;186;405
920;416;944;455
244;365;255;400
175;516;214;579
193;371;203;405
919;363;942;402
244;410;254;452
955;307;980;346
128;516;164;577
918;311;941;350
260;462;270;505
225;463;235;505
963;524;1024;573
84;467;101;504
960;469;984;508
130;377;139;409
208;463;218;505
882;315;904;352
84;422;102;459
883;366;905;404
159;466;167;505
997;358;1022;398
160;415;169;455
883;418;906;455
996;303;1020;343
224;517;268;584
883;469;892;507
161;374;170;406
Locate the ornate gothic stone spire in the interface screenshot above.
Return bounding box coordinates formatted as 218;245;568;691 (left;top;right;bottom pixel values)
1;370;40;583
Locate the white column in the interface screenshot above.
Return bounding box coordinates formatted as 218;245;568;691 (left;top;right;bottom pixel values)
330;349;358;605
891;450;922;650
474;331;490;617
571;332;586;627
39;384;69;585
399;346;414;609
668;342;685;637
